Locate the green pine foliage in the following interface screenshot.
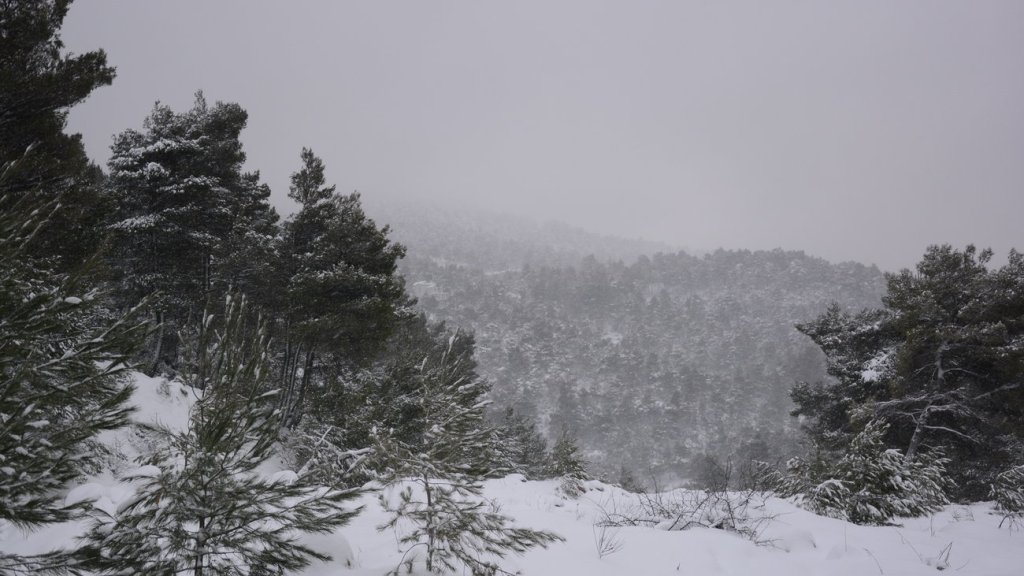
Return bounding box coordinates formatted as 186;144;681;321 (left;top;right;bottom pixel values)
208;172;281;313
105;94;280;375
77;296;361;575
990;465;1024;528
0;0;115;272
548;429;590;497
283;147;407;362
787;421;952;525
792;245;1024;499
491;408;549;480
374;331;562;576
0;173;147;572
277;148;407;428
107;94;252;312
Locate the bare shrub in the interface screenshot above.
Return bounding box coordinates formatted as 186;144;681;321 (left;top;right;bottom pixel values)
597;465;777;545
592;524;625;559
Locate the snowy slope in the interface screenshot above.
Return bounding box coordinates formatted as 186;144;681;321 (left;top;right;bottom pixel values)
2;372;1023;575
347;477;1022;576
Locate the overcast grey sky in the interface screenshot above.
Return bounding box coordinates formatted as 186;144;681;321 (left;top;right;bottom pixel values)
63;0;1023;271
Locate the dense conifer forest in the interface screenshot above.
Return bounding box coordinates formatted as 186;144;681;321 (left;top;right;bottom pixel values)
2;2;1023;574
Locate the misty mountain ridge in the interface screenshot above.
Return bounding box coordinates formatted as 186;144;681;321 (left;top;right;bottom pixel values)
371;199;887;484
363;196;680;272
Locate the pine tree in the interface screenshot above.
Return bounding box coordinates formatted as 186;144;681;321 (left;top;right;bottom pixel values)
209;172;281;312
0;0;116;271
277;148;407;427
990;464;1024;528
548;428;589;497
0;172;148;574
374;331;562;576
788;421;952;525
792;245;1024;499
106;94;278;372
492;407;548;480
78;295;361;575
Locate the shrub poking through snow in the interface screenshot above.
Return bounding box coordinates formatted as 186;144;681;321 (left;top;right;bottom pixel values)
598;465;777;544
374;332;563;576
787;420;952;525
77;295;361;575
990;465;1024;528
548;429;590;498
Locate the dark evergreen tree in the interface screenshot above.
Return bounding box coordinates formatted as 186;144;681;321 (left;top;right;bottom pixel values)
0;177;147;574
548;428;589;497
209;171;281;311
615;465;646;494
285;315;448;485
492;407;549;480
277;148;406;427
785;421;951;525
0;0;115;271
374;331;562;576
792;245;1024;499
990;464;1024;528
78;295;361;576
106;93;278;372
789;304;890;452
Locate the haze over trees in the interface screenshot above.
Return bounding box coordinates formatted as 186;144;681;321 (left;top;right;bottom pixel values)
2;1;1023;574
380;214;886;482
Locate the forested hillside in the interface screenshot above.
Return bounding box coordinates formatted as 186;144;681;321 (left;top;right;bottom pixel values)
4;2;1024;573
371;203;887;482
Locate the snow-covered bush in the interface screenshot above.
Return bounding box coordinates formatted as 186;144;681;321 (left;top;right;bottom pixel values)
741;460;790;494
789;421;952;525
78;296;361;575
374;333;562;576
548;429;590;498
990;464;1024;528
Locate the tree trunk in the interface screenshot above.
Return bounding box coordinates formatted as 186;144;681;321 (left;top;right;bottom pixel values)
148;310;164;376
279;331;295;416
193;516;205;576
287;350;315;429
424;474;434;573
905;403;932;465
907;341;950;464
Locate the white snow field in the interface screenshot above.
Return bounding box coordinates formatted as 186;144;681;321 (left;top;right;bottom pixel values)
2;373;1023;575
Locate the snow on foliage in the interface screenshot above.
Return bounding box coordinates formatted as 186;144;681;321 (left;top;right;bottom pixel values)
77;296;360;575
991;465;1024;528
785;421;951;525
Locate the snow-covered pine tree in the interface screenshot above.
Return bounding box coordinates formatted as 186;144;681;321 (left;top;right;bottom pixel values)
106;94;279;373
789;420;952;525
793;245;1024;499
277;148;407;428
375;330;562;576
77;295;361;576
293;314;446;484
208;171;281;313
548;428;590;497
990;464;1024;528
491;407;549;480
0;172;148;574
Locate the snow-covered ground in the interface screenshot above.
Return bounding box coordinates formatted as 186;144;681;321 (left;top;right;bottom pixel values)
2;373;1023;575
